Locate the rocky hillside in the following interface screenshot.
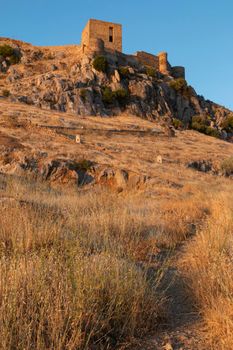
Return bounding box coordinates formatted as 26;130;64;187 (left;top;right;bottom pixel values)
0;37;232;141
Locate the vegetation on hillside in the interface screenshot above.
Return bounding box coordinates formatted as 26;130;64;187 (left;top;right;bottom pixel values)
191;115;221;138
92;55;108;73
221;114;233;133
0;44;21;65
169;78;193;98
220;156;233;176
102;86;129;106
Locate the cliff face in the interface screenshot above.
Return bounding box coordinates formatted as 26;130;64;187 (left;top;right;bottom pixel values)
0;38;232;140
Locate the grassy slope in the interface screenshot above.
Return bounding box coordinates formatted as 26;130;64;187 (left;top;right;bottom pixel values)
0;100;233;349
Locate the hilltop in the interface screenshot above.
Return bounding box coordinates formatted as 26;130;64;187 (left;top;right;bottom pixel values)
0;35;232;142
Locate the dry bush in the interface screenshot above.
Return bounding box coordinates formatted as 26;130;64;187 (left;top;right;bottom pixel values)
182;194;233;349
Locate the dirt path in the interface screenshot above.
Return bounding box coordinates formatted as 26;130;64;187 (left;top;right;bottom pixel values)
139;242;206;350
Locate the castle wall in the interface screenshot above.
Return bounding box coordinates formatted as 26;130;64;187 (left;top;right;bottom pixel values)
81;21;90;51
135;51;159;69
171;66;185;79
81;19;122;53
158;52;170;75
80;19;185;78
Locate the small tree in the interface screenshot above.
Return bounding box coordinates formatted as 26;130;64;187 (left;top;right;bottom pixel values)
92;56;108;73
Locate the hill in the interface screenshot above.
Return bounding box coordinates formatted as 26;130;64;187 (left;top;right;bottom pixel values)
0;37;233;142
0;36;233;350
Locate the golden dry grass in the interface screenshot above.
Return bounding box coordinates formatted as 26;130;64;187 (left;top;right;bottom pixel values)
0;176;165;349
0;172;219;350
181;192;233;349
0;100;233;348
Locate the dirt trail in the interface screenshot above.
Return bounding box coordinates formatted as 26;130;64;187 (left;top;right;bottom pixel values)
140;242;206;350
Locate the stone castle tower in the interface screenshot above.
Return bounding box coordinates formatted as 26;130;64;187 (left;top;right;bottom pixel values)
80;19;185;79
81;19;122;53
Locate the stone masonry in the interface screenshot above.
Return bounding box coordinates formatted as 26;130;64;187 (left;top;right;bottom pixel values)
80;19;185;79
81;19;122;53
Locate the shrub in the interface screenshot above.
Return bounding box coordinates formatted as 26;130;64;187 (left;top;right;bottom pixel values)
119;66;130;78
191;115;209;133
0;44;20;65
2;89;10;97
0;44;14;58
80;88;87;101
92;56;108;73
102;86;114;104
192;115;210;131
220;157;233;176
205;127;221;138
169;78;193;98
78;159;93;171
172;118;184;129
169;78;187;91
113;88;129;106
221;114;233;133
101;87;129;106
146;67;157;78
191;115;220;138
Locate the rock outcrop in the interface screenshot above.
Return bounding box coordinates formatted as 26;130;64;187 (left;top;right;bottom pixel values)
0;38;232;140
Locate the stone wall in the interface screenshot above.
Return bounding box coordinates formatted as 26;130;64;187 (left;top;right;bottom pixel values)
158;52;170;75
171;66;185;79
135;51;159;69
81;19;122;53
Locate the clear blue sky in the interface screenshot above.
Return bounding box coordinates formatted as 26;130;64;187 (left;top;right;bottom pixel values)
1;0;233;110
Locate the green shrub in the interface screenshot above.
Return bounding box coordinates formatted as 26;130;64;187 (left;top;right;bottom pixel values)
119;66;130;78
0;45;20;65
191;115;220;138
172;118;184;129
80;88;87;101
0;44;14;58
2;89;10;97
220;157;233;176
78;159;93;171
146;67;157;78
102;86;114;104
169;78;193;98
92;56;108;73
169;78;187;91
113;88;129;106
205;127;221;138
102;87;129;106
221;114;233;133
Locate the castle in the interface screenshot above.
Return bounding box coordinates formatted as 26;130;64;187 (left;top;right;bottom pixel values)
81;19;185;79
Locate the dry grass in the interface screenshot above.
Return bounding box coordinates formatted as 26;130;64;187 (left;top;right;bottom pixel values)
0;176;167;350
182;192;233;349
0;172;215;349
0;73;233;349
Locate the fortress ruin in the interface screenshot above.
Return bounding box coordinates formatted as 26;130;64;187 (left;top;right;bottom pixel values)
81;19;185;79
